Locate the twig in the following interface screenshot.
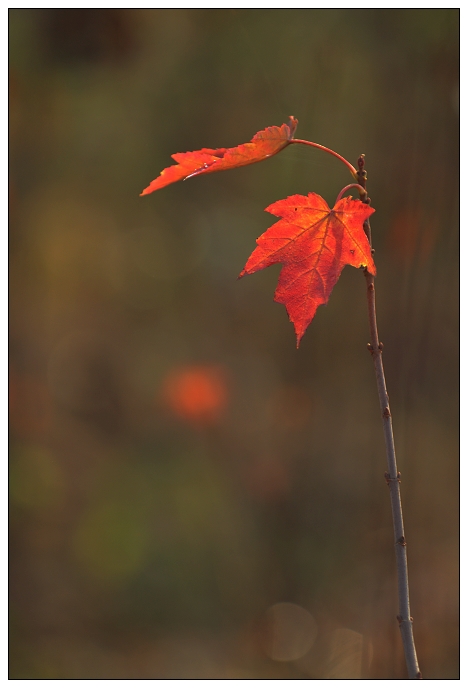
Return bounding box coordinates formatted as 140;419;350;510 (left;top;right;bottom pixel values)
357;155;422;679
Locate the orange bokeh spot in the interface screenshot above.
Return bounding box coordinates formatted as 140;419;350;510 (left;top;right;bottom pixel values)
161;365;228;425
388;209;420;263
387;207;438;266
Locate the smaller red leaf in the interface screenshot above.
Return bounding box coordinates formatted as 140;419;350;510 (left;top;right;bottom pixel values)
240;193;376;347
140;117;298;195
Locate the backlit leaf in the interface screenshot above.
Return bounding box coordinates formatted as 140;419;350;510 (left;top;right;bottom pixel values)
140;117;298;195
240;193;376;346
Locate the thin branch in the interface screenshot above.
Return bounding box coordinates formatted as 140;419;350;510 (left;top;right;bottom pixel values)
358;156;422;680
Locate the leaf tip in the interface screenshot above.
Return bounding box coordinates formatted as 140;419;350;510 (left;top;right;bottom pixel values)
294;323;307;348
287;115;298;138
295;330;305;349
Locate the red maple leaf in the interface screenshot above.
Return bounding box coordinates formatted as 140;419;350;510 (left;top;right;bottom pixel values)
239;193;376;347
140;117;298;195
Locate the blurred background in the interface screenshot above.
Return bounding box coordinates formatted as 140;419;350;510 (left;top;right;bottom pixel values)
9;9;458;679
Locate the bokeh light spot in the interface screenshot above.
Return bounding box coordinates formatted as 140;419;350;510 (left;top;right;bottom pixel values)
161;364;229;425
387;207;438;266
263;602;318;662
325;628;364;679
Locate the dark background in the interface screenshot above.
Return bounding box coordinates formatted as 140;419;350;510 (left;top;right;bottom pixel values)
9;9;458;679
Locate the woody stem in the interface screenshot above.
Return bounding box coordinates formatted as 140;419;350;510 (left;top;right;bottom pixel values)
358;156;421;679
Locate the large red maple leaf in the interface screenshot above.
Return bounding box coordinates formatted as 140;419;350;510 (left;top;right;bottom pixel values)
140;117;298;195
239;193;376;347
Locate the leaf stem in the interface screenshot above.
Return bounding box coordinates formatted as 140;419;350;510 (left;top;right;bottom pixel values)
289;139;358;178
335;183;367;205
358;157;421;679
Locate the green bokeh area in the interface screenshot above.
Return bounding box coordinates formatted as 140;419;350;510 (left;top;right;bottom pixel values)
9;9;458;679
